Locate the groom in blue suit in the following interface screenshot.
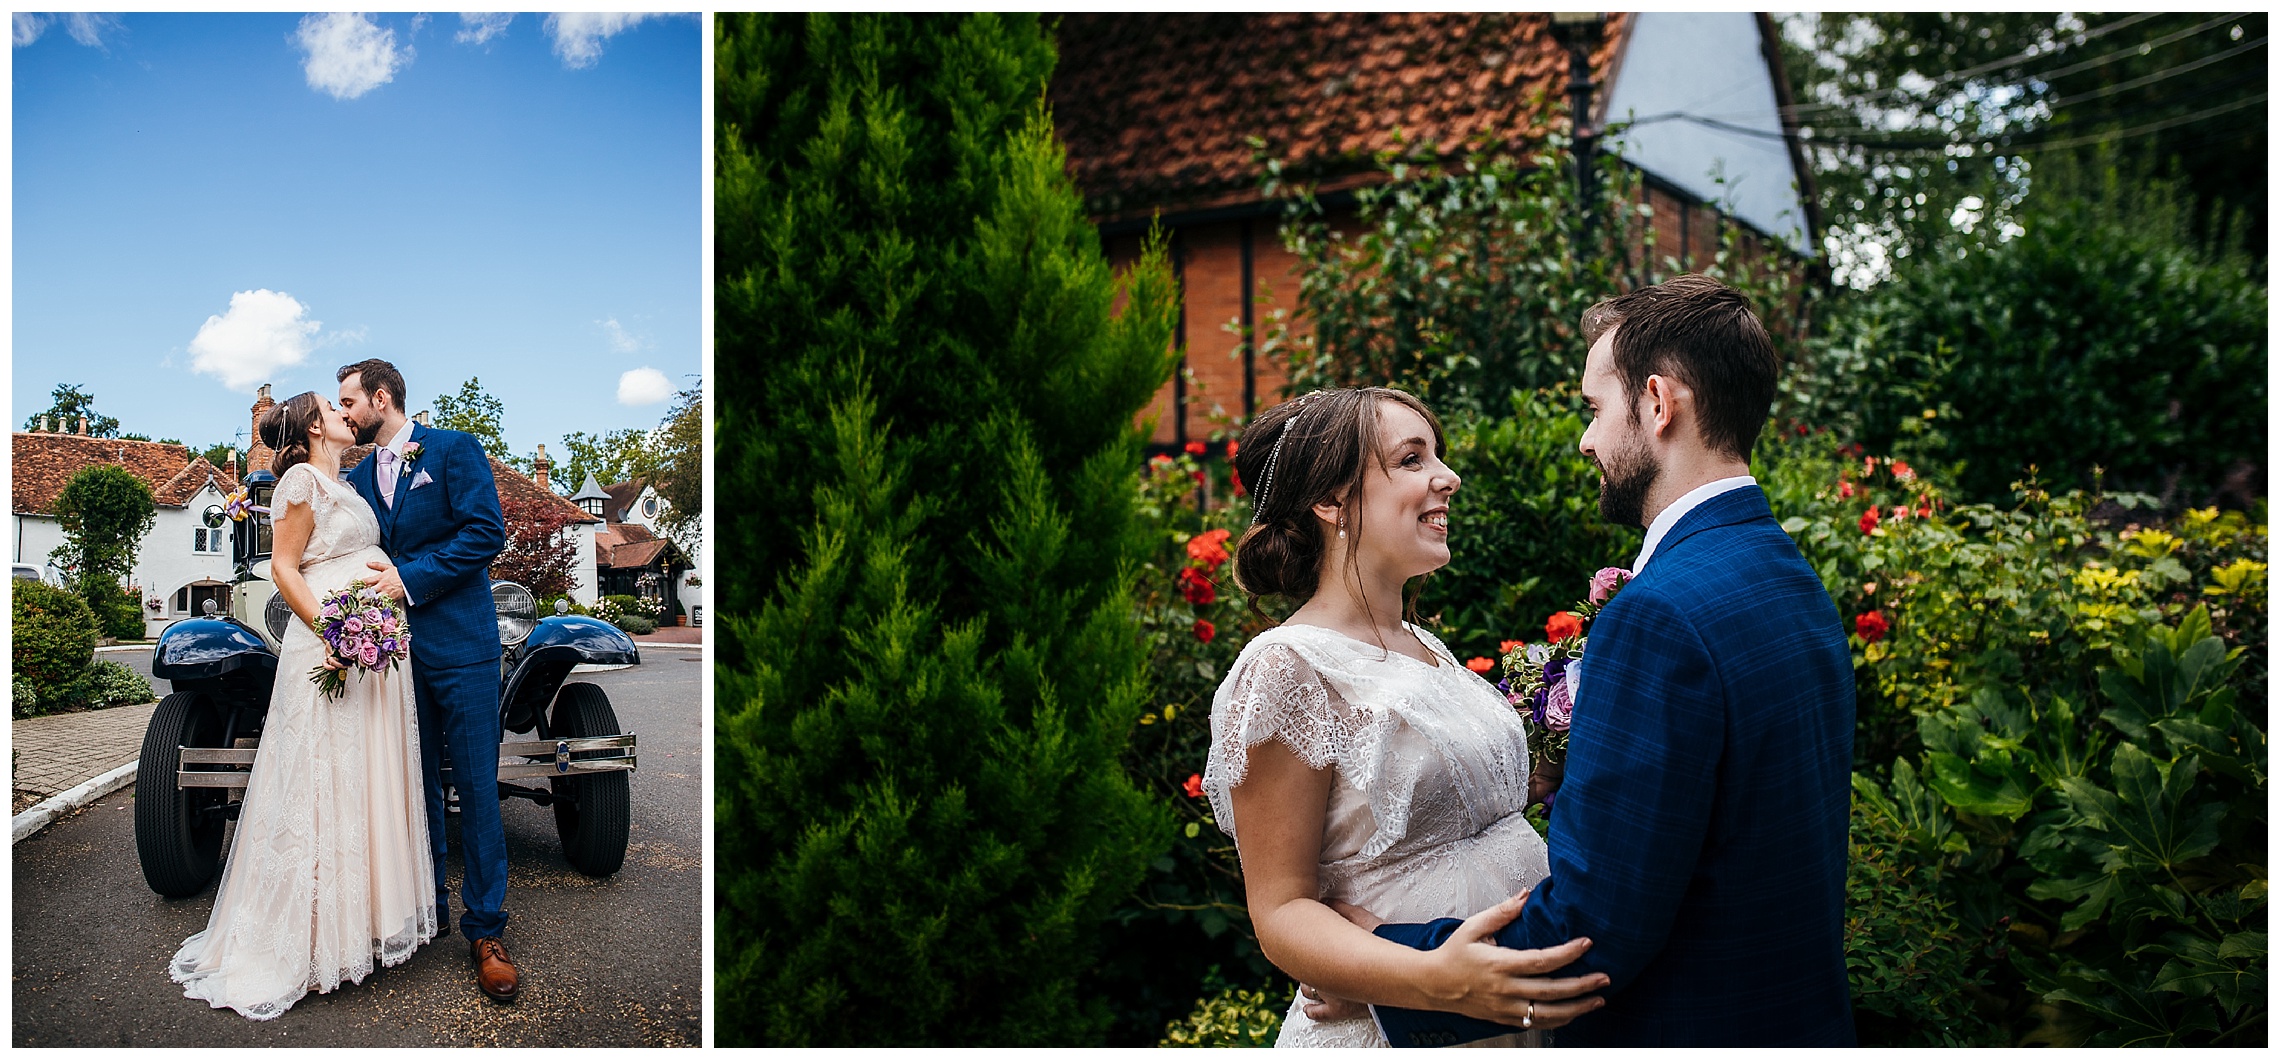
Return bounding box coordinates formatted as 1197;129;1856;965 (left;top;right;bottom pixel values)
336;359;520;1003
1362;277;1856;1046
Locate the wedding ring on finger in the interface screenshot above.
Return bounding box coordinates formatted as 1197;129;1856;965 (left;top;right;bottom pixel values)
1521;1000;1535;1030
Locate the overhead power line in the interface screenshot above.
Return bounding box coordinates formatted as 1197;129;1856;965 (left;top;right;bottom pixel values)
1785;12;2243;117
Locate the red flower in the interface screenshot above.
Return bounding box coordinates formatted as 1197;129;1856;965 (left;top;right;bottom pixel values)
1193;619;1216;643
1192;470;1206;485
1177;566;1217;606
1149;454;1174;471
1184;440;1208;457
1915;506;1930;519
1545;612;1583;641
1225;439;1240;460
1855;610;1890;644
1890;461;1915;482
1859;506;1880;535
1231;468;1246;496
1838;480;1854;499
1186;528;1233;568
1182;773;1205;799
1891;504;1909;522
1465;656;1495;674
1498;639;1526;655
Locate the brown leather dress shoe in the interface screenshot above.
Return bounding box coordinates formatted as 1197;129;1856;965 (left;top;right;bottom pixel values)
471;936;521;1002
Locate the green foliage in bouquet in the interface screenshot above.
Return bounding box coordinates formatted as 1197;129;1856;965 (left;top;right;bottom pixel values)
11;580;98;717
713;13;1181;1045
1794;157;2267;507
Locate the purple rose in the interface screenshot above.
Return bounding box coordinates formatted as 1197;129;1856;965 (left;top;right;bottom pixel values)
1589;566;1633;605
361;642;382;668
343;617;363;634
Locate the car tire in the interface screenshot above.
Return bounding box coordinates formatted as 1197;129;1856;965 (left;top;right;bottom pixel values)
134;691;229;897
549;683;630;877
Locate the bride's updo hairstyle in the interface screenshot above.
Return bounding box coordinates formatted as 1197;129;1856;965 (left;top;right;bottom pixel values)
1233;386;1446;622
259;391;326;481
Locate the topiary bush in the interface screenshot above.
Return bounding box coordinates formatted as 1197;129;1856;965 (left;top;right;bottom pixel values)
713;12;1182;1046
12;580;99;716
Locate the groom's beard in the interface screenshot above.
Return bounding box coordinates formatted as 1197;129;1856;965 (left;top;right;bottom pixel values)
352;418;381;446
1595;438;1659;528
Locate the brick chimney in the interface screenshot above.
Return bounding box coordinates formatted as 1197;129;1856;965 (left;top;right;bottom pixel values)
226;449;240;479
76;416;87;435
532;443;552;492
247;384;277;474
414;410;431;427
39;415;51;432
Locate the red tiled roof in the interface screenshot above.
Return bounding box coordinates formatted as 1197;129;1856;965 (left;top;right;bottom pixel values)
11;432;239;515
602;479;646;524
339;446;601;525
601;538;676;571
1050;12;1630;223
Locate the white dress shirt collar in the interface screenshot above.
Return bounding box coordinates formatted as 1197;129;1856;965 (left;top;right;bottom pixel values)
1633;475;1757;573
381;418;415;455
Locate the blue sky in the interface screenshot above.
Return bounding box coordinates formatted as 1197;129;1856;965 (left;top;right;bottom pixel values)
13;12;699;470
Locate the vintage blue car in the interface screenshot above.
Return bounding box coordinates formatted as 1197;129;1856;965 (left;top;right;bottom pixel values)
135;467;640;898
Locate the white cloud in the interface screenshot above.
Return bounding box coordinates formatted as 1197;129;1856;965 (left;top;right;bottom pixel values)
294;12;412;100
16;13;119;48
600;317;645;354
545;12;655;70
616;367;673;406
188;290;324;393
456;13;512;46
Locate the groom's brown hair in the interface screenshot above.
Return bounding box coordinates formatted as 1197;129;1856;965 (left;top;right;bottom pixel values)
1580;274;1779;460
337;358;407;413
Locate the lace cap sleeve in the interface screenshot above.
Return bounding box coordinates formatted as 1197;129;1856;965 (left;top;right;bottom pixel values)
1201;638;1357;841
270;463;321;511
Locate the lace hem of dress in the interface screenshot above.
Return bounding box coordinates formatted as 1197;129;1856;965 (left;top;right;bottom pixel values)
171;911;437;1022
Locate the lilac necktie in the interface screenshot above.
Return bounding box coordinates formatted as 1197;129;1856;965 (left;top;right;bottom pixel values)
379;448;398;508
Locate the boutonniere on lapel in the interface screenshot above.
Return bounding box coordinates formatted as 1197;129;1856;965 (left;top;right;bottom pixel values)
400;440;425;465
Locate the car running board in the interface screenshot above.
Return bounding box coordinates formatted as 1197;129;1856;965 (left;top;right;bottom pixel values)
177;735;638;789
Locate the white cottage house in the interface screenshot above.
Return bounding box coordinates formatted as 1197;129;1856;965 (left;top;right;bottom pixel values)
574;473;701;624
11;428;242;637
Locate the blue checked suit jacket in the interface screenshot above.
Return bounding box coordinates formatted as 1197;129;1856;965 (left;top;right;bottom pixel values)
1374;485;1856;1047
345;423;507;670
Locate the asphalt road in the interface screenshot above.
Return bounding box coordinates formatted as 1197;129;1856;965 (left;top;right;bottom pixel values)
13;652;706;1047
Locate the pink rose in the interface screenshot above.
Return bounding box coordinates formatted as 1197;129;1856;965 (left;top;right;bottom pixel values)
361;642;382;668
1589;567;1632;605
343;617;363;634
1544;676;1574;732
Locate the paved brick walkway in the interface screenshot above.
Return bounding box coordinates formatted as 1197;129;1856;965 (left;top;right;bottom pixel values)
635;625;704;645
12;701;157;798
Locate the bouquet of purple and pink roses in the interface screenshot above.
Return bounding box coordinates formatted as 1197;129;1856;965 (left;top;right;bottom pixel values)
310;580;411;701
1497;566;1631;811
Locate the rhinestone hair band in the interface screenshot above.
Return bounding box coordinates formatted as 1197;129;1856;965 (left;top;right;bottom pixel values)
1249;391;1329;525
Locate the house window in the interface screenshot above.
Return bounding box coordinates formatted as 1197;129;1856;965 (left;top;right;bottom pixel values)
193;527;224;554
642;496;659;519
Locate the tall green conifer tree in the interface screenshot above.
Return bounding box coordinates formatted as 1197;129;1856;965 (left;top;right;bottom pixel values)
713;13;1182;1045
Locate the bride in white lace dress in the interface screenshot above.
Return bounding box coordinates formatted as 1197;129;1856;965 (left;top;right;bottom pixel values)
1204;389;1607;1047
170;392;438;1020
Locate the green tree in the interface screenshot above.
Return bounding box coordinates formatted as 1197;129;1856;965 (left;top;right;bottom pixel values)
1797;157;2266;506
23;383;119;437
50;465;156;584
714;12;1181;1045
1777;13;2266;286
647;383;703;553
555;428;652;496
49;464;158;640
431;377;527;471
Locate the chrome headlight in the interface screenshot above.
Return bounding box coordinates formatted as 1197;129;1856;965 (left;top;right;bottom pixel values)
265;593;294;642
492;581;537;647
